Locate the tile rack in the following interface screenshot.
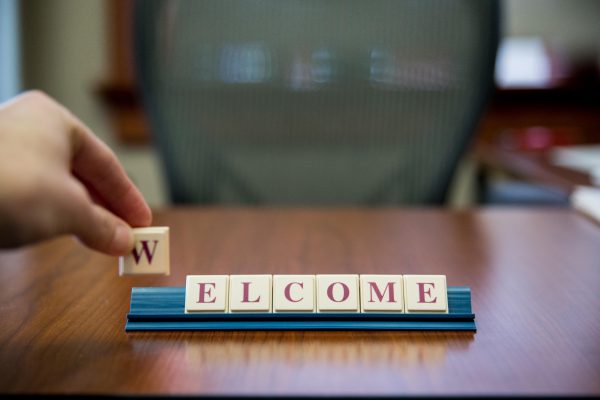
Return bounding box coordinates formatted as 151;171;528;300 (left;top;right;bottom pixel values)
126;286;476;331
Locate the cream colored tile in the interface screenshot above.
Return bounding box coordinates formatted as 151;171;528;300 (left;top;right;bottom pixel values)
273;275;316;312
185;275;229;313
118;227;170;275
316;274;359;312
404;275;448;313
360;274;404;312
229;275;272;312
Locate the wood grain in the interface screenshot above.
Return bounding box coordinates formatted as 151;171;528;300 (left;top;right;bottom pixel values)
0;208;599;395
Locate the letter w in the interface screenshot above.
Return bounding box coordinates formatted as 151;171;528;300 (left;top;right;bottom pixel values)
368;282;396;303
132;240;158;264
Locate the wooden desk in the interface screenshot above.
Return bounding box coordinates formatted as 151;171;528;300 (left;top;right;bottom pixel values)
473;86;600;200
0;208;599;396
474;141;593;197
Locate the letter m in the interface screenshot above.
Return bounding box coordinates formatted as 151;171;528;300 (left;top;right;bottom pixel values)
368;281;396;303
132;240;159;264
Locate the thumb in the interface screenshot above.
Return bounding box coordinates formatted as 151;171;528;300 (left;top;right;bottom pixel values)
72;203;135;256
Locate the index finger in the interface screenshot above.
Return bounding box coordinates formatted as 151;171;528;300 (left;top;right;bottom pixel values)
66;111;152;228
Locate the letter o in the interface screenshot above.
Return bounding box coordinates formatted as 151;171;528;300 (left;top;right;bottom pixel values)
327;282;350;302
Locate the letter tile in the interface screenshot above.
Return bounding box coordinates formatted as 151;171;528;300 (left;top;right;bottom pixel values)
360;274;404;312
273;275;316;312
119;227;170;276
185;275;229;313
403;275;448;313
229;275;272;312
316;274;359;312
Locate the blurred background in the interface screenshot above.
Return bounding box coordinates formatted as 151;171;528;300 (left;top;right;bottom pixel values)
1;0;599;208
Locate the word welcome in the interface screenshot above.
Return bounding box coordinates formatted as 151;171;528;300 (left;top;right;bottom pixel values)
185;274;448;313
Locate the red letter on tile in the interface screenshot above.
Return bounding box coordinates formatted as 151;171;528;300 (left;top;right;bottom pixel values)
284;282;304;302
242;281;260;303
327;282;350;302
368;281;396;303
417;282;437;303
132;240;158;264
196;282;216;304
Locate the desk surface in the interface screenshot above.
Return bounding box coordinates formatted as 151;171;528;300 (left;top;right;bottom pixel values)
0;208;599;396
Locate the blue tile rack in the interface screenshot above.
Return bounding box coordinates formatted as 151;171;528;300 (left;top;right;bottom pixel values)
126;286;475;332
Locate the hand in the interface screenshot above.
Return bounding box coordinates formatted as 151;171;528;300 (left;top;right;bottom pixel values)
0;91;152;255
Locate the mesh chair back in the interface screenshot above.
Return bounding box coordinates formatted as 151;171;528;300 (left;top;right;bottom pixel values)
134;0;498;205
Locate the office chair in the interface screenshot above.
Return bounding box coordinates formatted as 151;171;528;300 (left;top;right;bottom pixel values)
134;0;499;205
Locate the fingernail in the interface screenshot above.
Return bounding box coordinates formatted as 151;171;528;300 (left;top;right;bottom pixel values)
111;224;133;255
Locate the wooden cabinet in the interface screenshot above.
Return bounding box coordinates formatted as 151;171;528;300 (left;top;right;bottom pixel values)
96;0;150;145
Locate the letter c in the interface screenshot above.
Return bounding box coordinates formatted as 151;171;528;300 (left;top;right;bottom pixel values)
284;282;304;302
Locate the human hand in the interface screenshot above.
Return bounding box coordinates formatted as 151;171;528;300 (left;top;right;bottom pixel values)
0;91;152;255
